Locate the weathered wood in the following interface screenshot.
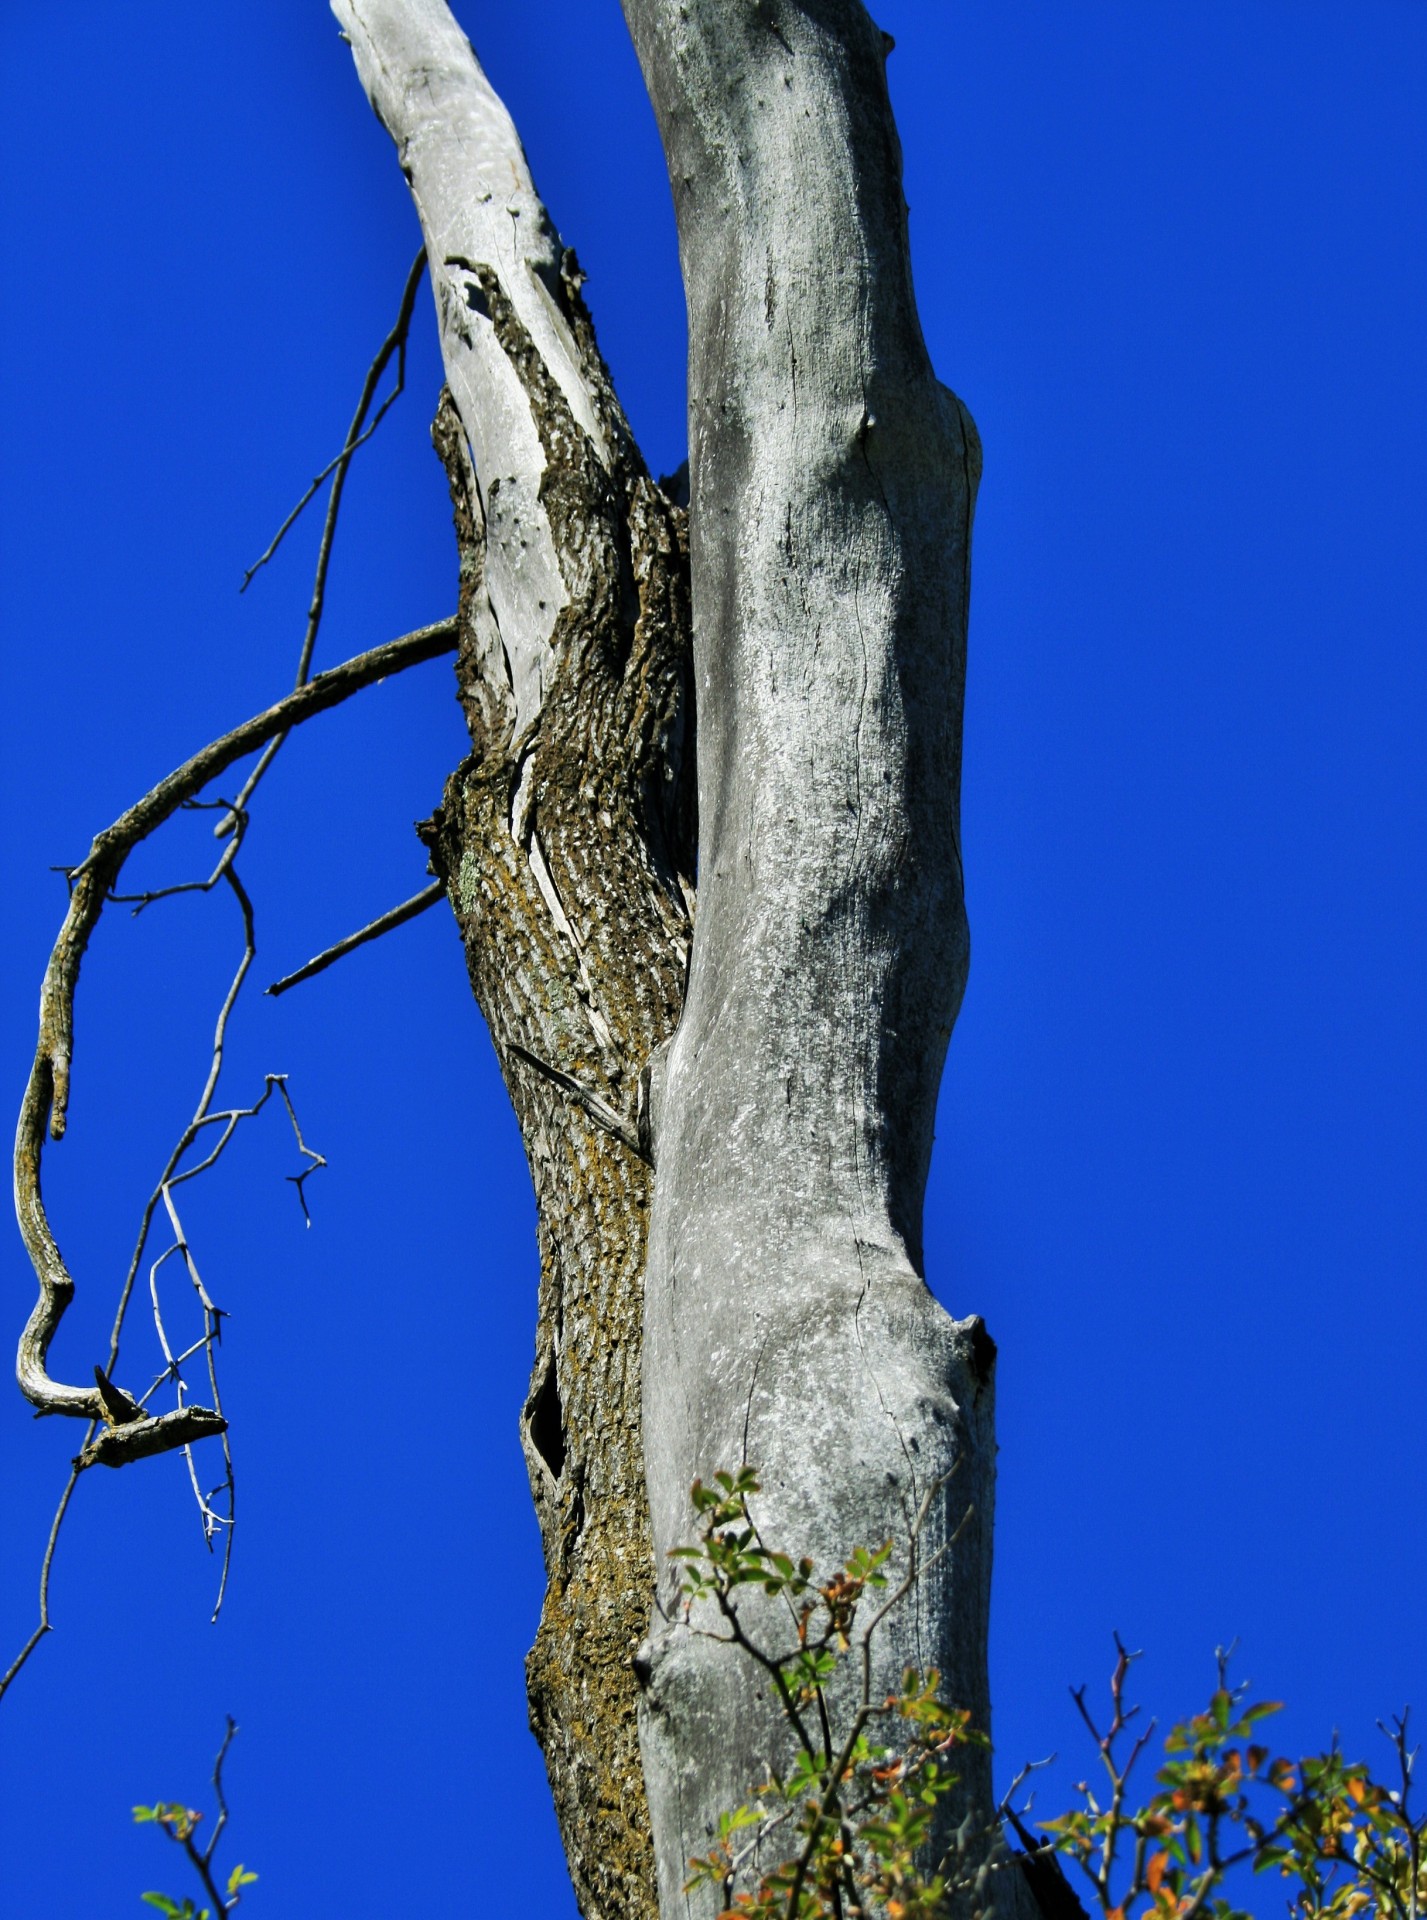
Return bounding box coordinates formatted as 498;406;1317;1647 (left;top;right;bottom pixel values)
337;4;1016;1916
335;6;694;1910
618;3;1001;1911
424;387;690;1920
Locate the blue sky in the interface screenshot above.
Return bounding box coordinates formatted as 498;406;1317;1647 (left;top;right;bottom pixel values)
1;3;1423;1913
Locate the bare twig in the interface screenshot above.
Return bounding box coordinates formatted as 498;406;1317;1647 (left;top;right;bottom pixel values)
0;1465;81;1703
507;1039;647;1160
204;1715;239;1869
106;797;250;917
266;879;445;996
999;1755;1057;1827
241;246;426;596
221;246;429;839
1064;1637;1157;1910
275;1077;327;1226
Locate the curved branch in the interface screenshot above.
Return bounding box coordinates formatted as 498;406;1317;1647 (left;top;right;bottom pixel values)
14;617;457;1435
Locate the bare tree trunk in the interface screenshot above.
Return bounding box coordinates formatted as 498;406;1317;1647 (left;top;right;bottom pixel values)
337;4;1005;1917
615;4;996;1911
335;8;692;1913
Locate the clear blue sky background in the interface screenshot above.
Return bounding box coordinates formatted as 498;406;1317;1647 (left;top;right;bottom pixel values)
2;3;1423;1913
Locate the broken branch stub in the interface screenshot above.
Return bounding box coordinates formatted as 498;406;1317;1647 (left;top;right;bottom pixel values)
78;1406;230;1473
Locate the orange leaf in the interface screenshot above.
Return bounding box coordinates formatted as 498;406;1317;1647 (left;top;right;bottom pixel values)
1147;1853;1169;1894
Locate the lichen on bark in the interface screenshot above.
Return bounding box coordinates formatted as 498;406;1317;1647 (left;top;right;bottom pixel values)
422;276;692;1912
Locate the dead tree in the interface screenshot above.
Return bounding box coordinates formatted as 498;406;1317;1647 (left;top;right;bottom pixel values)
13;4;1008;1916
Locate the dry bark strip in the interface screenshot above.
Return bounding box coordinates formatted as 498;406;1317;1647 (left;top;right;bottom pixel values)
424;382;691;1919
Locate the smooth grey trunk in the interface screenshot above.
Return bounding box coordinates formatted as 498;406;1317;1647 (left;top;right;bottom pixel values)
338;4;1007;1917
620;3;997;1912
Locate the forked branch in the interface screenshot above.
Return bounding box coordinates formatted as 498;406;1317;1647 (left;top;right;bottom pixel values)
14;619;457;1441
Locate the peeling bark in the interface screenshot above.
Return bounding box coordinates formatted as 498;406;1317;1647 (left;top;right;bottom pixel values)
335;6;693;1910
423;382;691;1920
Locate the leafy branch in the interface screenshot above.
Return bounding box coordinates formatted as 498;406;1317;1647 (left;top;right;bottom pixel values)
682;1477;1424;1920
1027;1644;1423;1920
134;1718;258;1920
674;1467;990;1920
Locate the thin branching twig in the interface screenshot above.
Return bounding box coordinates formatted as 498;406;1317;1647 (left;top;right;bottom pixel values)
0;1466;82;1703
222;245;428;838
135;1716;256;1916
6;247;450;1707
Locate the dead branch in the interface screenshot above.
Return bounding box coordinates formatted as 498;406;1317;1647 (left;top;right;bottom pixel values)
14;617;456;1434
241;246;426;598
266;879;445;997
506;1039;648;1160
78;1406;230;1471
6;251;453;1715
220;246;429;839
0;1466;81;1703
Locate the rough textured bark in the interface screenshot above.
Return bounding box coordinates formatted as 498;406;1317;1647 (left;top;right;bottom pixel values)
335;6;692;1913
338;4;1010;1918
425;390;689;1920
617;3;998;1912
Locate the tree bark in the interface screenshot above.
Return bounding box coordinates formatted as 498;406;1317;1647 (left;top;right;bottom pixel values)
335;7;693;1914
337;4;1005;1918
618;4;995;1912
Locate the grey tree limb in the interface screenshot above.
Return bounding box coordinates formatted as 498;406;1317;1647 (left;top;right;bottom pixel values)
616;3;1006;1912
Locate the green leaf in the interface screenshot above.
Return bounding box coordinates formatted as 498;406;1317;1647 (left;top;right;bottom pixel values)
1240;1700;1284;1725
